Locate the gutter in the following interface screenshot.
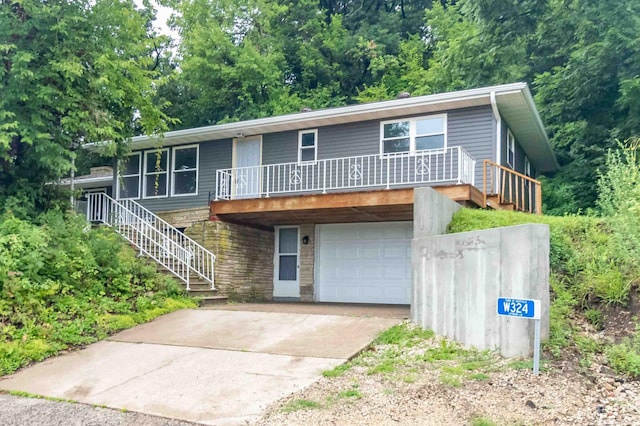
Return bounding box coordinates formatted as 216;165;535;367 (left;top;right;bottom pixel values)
490;91;502;194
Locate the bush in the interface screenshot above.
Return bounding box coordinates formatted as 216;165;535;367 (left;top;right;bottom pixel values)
0;211;196;375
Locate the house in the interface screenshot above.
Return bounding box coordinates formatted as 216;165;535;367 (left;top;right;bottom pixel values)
84;82;558;305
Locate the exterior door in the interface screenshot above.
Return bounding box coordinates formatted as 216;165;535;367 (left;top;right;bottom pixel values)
274;226;300;298
233;137;262;199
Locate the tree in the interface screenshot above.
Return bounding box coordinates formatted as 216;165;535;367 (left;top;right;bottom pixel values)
0;0;172;213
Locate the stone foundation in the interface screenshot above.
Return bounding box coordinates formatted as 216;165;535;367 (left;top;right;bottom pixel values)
299;224;315;302
158;207;210;228
185;220;274;302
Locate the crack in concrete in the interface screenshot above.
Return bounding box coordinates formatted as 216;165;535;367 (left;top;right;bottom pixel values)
89;346;202;398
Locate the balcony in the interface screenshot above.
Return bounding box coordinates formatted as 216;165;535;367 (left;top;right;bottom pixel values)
214;146;476;201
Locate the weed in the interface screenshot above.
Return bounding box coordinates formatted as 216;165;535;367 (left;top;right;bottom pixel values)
605;324;640;378
338;389;362;398
281;399;321;412
374;323;435;347
439;372;462;387
470;415;497;426
585;308;604;330
322;363;351;378
419;339;464;362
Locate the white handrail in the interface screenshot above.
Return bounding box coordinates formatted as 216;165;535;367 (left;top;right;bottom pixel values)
86;193;215;290
216;146;476;200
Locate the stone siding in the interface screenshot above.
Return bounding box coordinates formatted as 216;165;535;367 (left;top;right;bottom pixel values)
299;224;315;302
185;220;274;302
158;207;210;228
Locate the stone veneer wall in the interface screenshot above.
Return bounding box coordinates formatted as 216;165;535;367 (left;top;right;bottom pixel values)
155;208;274;301
185;220;274;302
157;207;210;228
298;224;315;302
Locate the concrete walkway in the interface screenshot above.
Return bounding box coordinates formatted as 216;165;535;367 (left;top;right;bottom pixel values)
0;305;405;425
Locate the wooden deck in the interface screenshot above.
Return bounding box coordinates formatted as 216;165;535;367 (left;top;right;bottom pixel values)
210;184;485;228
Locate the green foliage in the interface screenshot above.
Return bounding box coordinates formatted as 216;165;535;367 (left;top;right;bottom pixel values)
0;212;196;375
605;326;640;378
373;323;435;347
322;363;351;378
281;398;321;412
0;0;173;214
470;416;497;426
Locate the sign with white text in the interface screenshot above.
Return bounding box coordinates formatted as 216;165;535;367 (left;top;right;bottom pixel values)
497;297;540;320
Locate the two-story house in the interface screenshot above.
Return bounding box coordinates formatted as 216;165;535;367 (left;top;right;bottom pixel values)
84;82;558;305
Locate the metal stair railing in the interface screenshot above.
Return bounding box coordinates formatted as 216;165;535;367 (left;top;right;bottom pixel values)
86;193;215;290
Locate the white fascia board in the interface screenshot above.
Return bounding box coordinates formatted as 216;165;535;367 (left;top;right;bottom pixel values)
84;83;530;151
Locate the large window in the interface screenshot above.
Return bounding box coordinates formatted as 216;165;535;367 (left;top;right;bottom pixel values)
381;115;446;155
143;149;169;198
506;129;516;168
172;145;198;196
117;152;141;199
298;129;317;162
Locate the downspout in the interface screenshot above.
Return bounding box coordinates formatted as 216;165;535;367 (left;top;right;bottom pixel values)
490;92;502;195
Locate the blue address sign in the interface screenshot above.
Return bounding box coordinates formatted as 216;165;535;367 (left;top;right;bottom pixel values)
497;297;540;319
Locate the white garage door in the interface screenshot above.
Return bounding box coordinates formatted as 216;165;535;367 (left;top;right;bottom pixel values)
316;222;412;304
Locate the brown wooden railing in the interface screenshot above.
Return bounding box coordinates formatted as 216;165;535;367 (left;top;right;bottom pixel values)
483;160;542;215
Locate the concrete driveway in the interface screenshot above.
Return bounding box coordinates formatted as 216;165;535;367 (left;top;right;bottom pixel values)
0;304;406;425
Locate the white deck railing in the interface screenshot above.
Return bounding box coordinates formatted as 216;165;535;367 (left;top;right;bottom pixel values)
215;146;476;200
86;193;215;290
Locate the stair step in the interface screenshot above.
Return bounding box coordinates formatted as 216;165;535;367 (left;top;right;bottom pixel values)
193;295;228;306
187;288;220;297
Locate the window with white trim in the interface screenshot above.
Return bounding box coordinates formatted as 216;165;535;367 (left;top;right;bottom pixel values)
506;129;516;168
117;152;141;199
381;115;446;155
524;156;532;177
172;145;198;196
143;149;169;198
298;129;317;162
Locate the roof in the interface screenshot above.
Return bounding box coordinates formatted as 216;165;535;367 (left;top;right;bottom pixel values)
84;83;558;172
59;166;113;189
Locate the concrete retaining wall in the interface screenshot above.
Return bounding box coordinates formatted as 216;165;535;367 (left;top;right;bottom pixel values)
411;223;550;357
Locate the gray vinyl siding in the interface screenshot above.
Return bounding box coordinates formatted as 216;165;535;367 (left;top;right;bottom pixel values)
119;139;232;212
447;107;494;188
263;106;495;191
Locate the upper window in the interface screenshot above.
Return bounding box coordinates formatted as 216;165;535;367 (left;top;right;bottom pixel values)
143;149;169;198
381;115;446;155
506;129;516;168
117;152;141;199
298;130;317;162
172;145;198;196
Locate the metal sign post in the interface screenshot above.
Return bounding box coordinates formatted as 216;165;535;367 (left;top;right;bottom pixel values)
497;297;541;376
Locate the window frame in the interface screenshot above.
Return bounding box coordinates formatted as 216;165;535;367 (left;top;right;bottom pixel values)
171;144;199;197
524;156;532;177
506;129;516;169
142;148;170;199
298;129;318;163
116;152;141;200
379;114;447;156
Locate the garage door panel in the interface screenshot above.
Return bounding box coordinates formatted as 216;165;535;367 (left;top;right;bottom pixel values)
317;222;412;305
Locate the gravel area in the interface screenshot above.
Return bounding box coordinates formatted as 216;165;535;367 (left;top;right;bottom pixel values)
0;393;198;426
255;326;640;426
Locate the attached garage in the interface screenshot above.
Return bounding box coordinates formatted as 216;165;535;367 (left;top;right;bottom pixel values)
315;222;413;304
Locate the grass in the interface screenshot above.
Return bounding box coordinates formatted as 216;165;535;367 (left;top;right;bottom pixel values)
322;363;351;378
7;390;77;404
281;399;321;412
470;416;497;426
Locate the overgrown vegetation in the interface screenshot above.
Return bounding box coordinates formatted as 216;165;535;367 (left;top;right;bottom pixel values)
447;142;640;377
0;211;196;375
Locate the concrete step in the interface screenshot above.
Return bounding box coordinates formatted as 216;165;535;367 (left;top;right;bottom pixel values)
187;288;220;298
192;295;229;306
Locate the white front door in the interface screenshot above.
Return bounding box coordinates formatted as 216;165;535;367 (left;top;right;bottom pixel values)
316;222;412;304
233;137;262;199
274;226;300;298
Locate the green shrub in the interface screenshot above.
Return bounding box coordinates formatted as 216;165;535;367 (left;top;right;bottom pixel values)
0;211;196;375
605;326;640;378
